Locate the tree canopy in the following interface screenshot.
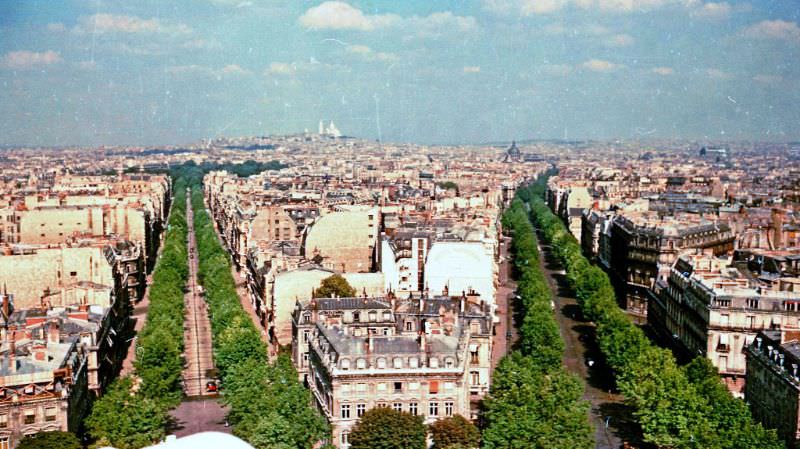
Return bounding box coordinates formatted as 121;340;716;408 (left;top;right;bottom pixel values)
429;415;480;449
349;408;426;449
313;274;357;298
16;431;81;449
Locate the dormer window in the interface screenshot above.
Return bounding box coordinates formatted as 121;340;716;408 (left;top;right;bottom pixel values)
405;321;414;332
340;359;351;370
356;358;366;369
377;358;387;369
353;312;360;323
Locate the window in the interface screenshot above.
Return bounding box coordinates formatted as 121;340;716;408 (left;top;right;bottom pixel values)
302;330;310;343
429;402;439;417
717;334;730;352
341;384;352;394
720;314;730;326
409;357;419;368
24;410;35;424
393;358;403;368
719;356;729;370
377;358;387;369
382;311;392;321
429;357;439;368
471;371;480;385
356;359;366;369
405;321;414;331
340;359;351;370
429;381;439;394
45;407;57;422
747;298;760;309
340;404;351;419
393;402;403;412
368;311;377;322
470;347;479;364
409;402;418;415
356;403;366;417
394;382;403;393
409;382;420;391
0;414;6;428
70;271;77;277
377;383;387;392
0;437;8;449
444;382;454;391
340;431;350;449
357;383;367;393
353;312;360;323
747;316;755;328
444;401;454;417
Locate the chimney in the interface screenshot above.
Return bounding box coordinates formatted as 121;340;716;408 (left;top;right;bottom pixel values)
33;344;47;362
420;297;425;313
48;321;60;345
368;336;374;353
419;332;426;351
8;326;16;374
460;296;465;313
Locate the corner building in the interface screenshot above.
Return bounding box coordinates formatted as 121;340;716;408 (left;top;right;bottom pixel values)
291;294;493;448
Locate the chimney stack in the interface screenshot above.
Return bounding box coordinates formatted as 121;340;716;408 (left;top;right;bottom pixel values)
8;326;16;374
48;321;60;345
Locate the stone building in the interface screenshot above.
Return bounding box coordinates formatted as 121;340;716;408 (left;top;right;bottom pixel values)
649;250;800;394
601;215;734;318
0;289;128;448
745;330;800;448
291;293;493;448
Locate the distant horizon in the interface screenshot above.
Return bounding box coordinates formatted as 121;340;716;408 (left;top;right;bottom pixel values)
1;1;799;147
1;132;800;150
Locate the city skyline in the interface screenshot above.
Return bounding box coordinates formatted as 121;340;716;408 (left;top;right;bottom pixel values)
1;0;799;146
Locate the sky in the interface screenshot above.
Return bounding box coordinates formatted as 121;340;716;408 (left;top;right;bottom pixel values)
0;0;798;146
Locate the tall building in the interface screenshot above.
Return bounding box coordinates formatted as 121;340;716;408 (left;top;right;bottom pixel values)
745;330;800;448
291;293;493;448
650;250;800;394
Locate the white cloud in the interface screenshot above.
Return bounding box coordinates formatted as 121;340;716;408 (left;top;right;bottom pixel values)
753;74;782;84
541;63;573;76
299;2;475;35
706;68;733;79
221;64;249;75
1;50;63;70
182;38;222;50
299;1;399;30
345;44;399;62
463;66;481;73
743;20;800;44
651;66;674;75
692;2;731;20
74;13;192;35
267;62;296;75
581;59;623;72
75;60;98;70
166;64;251;79
604;33;634;46
523;0;570;14
47;23;66;32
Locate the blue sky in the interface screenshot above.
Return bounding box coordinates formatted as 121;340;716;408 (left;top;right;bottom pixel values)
0;0;798;146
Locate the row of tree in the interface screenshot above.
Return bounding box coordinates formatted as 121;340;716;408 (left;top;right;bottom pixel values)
481;193;594;449
526;176;785;449
86;176;191;448
188;184;330;449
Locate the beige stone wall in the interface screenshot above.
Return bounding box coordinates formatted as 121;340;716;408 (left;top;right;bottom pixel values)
0;246;114;309
16;206;145;245
304;209;377;273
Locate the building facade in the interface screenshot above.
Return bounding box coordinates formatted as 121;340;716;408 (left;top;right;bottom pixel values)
291;294;493;448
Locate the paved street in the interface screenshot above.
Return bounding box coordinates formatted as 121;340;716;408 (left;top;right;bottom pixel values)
536;236;644;449
170;398;230;437
183;189;217;398
492;235;518;369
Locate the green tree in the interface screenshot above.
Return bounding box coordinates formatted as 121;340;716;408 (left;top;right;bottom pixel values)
85;377;169;449
313;274;357;298
16;431;81;449
349;407;426;449
429;415;480;449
